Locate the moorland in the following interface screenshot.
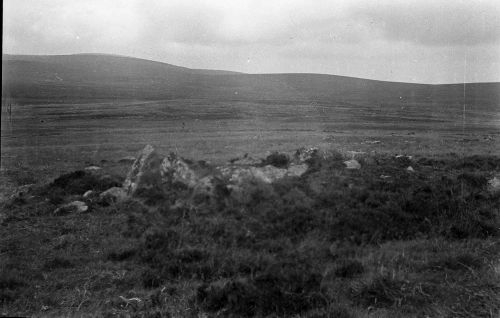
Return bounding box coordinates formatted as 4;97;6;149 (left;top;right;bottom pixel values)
1;54;499;317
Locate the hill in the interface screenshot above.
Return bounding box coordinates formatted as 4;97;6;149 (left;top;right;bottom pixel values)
3;54;499;108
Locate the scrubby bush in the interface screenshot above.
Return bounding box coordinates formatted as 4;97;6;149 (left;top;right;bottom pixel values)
261;152;290;168
0;270;28;303
107;248;136;261
333;259;365;278
197;268;325;316
44;170;122;195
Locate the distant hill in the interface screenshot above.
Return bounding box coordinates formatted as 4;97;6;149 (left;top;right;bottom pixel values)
2;54;499;108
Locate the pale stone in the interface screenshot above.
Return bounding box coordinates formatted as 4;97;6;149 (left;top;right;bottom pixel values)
54;201;88;215
344;159;361;170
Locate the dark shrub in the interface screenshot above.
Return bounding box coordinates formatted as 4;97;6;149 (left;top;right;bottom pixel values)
197;266;324;316
0;270;28;303
351;276;431;310
454;155;500;170
175;247;209;263
47;187;66;205
457;172;488;188
262;152;290;168
446;218;499;239
334;259;365;278
197;279;258;314
142;230;180;253
43;256;74;270
142;268;164;288
107;248;137;261
47;170;122;195
134;185;169;205
351;276;403;308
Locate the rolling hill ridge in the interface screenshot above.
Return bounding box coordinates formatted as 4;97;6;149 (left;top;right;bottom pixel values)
2;54;499;108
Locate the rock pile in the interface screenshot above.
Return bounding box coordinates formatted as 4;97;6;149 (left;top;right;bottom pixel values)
121;145;312;198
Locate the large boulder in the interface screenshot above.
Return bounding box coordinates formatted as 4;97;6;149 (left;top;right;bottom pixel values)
160;153;199;188
123;145;207;196
123;145;164;195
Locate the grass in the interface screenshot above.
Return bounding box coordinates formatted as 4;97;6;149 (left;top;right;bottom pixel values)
1;151;499;317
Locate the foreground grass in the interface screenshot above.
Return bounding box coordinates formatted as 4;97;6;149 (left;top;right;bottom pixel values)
1;153;500;317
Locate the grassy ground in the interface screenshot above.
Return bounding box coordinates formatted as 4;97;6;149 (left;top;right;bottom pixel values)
1;151;499;317
2;99;499;200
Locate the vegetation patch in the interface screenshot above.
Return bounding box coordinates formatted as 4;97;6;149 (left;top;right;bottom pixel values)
261;151;290;168
1;152;499;317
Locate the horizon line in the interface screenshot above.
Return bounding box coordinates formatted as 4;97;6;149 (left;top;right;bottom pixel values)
3;52;500;86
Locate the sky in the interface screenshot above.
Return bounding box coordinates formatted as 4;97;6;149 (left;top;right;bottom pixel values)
3;0;500;84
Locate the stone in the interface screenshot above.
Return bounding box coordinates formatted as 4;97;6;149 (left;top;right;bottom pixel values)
85;166;102;171
344;159;361;170
286;164;308;177
161;153;199;188
396;154;413;160
294;147;319;163
83;190;94;198
54;201;88;215
100;187;128;204
406;166;415;172
123;145;163;195
250;166;287;183
488;176;500;194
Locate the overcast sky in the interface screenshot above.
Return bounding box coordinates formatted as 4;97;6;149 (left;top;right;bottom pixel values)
3;0;500;83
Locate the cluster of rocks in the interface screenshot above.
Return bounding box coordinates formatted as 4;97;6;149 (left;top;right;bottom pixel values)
49;145;320;214
47;145;500;215
123;145;317;198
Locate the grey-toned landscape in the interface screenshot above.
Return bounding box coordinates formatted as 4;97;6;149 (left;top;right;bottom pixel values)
1;1;500;317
